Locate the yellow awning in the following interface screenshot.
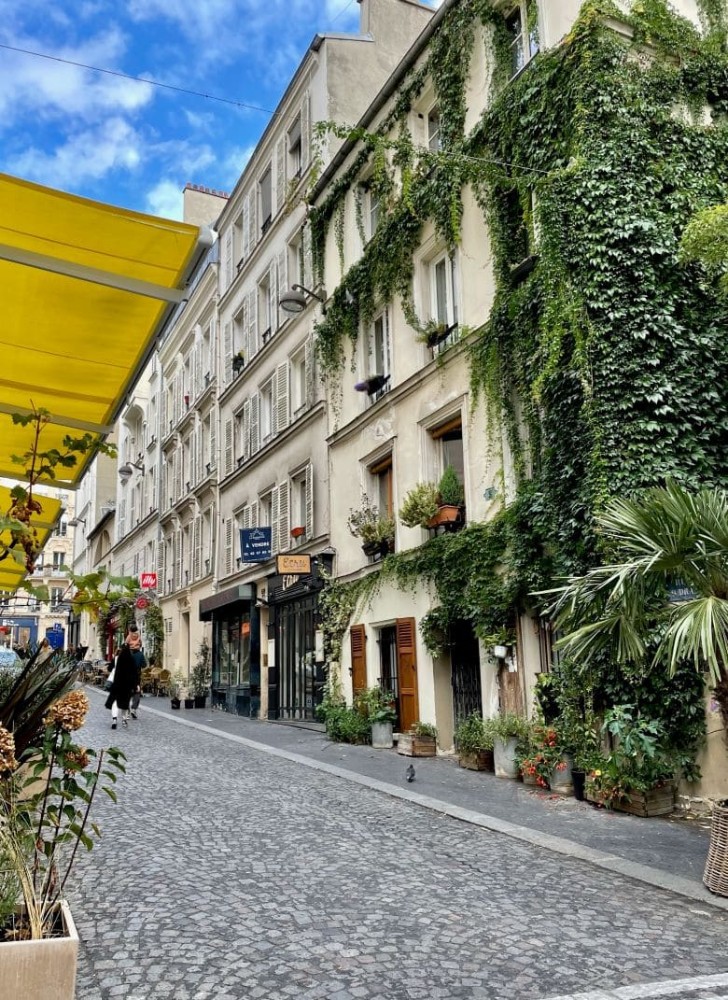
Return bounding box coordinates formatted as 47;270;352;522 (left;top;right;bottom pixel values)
0;171;210;592
0;487;62;593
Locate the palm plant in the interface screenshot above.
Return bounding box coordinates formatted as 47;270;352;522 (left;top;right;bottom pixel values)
548;480;728;733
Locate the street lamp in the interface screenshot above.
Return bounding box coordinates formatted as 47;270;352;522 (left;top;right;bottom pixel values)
279;284;326;314
68;517;87;528
118;459;145;479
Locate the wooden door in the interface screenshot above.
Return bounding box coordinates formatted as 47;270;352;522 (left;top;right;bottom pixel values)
396;617;419;733
350;624;367;696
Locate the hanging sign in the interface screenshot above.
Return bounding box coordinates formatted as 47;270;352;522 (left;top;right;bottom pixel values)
140;572;157;590
276;554;311;575
135;596;150;611
241;527;272;562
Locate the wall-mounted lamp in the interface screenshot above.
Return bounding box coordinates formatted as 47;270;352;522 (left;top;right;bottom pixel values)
255;597;269;609
118;459;145;479
279;283;327;315
68;517;87;528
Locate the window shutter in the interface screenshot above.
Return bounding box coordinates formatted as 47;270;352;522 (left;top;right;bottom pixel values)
209;411;217;472
190;427;197;486
250;500;259;528
194;338;202;399
247;289;258;358
305;462;314;538
174;528;182;590
242;195;250;262
276;361;290;433
270;487;279;554
160;388;168;437
223;228;233;291
277;480;290;553
275;135;286;215
157;535;166;593
223;321;233;385
247;189;257;255
268;258;277;337
192;514;202;580
174;450;182;501
276;248;287;329
250;393;260;455
209;316;216;377
209;502;216;574
350;624;367;694
242;399;251;459
224;418;234;477
304;336;315;407
396;617;420;734
225;518;233;576
118;498;126;539
196;423;203;484
302;223;313;289
301;90;311;168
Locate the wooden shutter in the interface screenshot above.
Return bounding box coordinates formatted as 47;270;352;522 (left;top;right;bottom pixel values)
223;228;233;291
275;135;286;216
396;617;420;734
276;247;287;329
224;518;233;577
250;393;260;454
174;449;182;501
224;418;234;477
302;223;313;289
118;498;126;539
301;90;311;167
157;535;166;593
305;462;314;538
271;487;280;554
248;288;258;357
209;411;217;472
268;258;277;339
277;480;290;553
247;189;257;255
242;195;250;262
241;399;251;459
208;316;216;378
350;624;367;695
276;361;290;434
223;321;233;385
304;336;314;407
192;514;201;580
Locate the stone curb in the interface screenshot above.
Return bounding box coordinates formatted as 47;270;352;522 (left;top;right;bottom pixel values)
88;688;728;915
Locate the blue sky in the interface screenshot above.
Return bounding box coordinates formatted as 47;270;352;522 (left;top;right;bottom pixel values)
0;0;440;220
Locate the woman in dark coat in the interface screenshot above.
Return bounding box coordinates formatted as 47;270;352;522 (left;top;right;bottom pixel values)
104;631;142;729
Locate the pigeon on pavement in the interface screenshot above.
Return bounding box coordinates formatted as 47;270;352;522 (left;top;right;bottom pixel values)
405;764;415;782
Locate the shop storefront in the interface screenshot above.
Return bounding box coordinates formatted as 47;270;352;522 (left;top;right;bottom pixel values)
267;553;332;721
199;584;260;717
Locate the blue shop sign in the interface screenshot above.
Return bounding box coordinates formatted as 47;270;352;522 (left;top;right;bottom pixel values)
240;527;272;562
667;581;698;603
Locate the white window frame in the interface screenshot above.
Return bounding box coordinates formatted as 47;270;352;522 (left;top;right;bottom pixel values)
507;1;539;78
260;377;274;443
427;105;441;152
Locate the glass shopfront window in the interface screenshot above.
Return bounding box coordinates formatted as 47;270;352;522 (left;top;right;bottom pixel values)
214;611;251;688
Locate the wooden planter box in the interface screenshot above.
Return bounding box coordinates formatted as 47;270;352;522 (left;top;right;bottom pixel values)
458;750;494;772
397;733;436;757
0;900;78;1000
613;785;676;818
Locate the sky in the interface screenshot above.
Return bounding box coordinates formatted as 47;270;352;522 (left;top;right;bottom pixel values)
0;0;441;221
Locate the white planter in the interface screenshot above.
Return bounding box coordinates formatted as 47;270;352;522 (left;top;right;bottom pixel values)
494;736;519;778
492;644;508;659
550;753;574;795
371;720;394;749
0;900;78;1000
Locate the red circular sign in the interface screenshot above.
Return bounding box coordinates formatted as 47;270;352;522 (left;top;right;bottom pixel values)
135;596;149;611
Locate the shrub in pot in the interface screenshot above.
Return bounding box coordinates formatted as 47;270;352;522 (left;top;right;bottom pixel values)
399;482;438;529
454;713;495;771
191;637;211;708
360;686;397;748
347;494;395;557
492;713;529;779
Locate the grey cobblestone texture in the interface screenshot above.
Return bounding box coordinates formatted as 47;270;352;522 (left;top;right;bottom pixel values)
71;691;728;1000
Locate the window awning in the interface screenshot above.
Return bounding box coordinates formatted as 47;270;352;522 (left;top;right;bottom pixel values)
0;171;212;592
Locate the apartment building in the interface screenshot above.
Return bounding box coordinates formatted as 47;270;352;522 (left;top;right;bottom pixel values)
211;0;436;719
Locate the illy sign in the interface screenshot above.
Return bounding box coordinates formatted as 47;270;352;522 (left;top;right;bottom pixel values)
140;572;157;590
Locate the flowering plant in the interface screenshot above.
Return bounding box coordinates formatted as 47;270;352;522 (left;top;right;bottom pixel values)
518;724;566;789
0;690;125;940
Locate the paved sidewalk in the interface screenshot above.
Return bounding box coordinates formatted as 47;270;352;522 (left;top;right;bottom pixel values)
86;687;724;912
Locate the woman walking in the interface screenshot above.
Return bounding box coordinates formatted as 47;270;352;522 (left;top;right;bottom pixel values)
104;630;142;730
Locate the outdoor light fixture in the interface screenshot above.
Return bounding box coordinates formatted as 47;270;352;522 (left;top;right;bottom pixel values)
279;283;326;314
68;517;87;527
118;459;145;479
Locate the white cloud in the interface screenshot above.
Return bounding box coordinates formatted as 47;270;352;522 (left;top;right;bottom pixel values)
9;118;144;189
145;179;183;219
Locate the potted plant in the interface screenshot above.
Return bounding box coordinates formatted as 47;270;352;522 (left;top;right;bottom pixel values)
361;687;397;749
0;689;125;999
417;318;457;350
347;494;395;558
454;713;495;771
191;638;211;709
427;466;465;528
491;713;530;779
585;706;678;816
170;674;182;710
399;482;438;529
397;721;437;757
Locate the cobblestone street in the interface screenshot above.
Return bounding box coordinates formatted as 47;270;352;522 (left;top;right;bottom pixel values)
72;694;728;1000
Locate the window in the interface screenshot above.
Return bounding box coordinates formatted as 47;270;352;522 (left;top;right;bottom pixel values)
291;347;307;416
52;551;64;571
50;587;64;605
259;490;273;535
427;106;441;151
54;519;67;537
431;416;465;513
506;2;539;77
259;166;272;234
288;233;303;288
288;112;302;179
370;455;394;522
233;209;245;271
366;310;391;401
368;187;380;238
260;377;274;442
431;252;459;329
233;299;247;360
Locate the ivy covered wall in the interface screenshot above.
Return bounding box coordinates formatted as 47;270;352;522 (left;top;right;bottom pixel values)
311;0;728;718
